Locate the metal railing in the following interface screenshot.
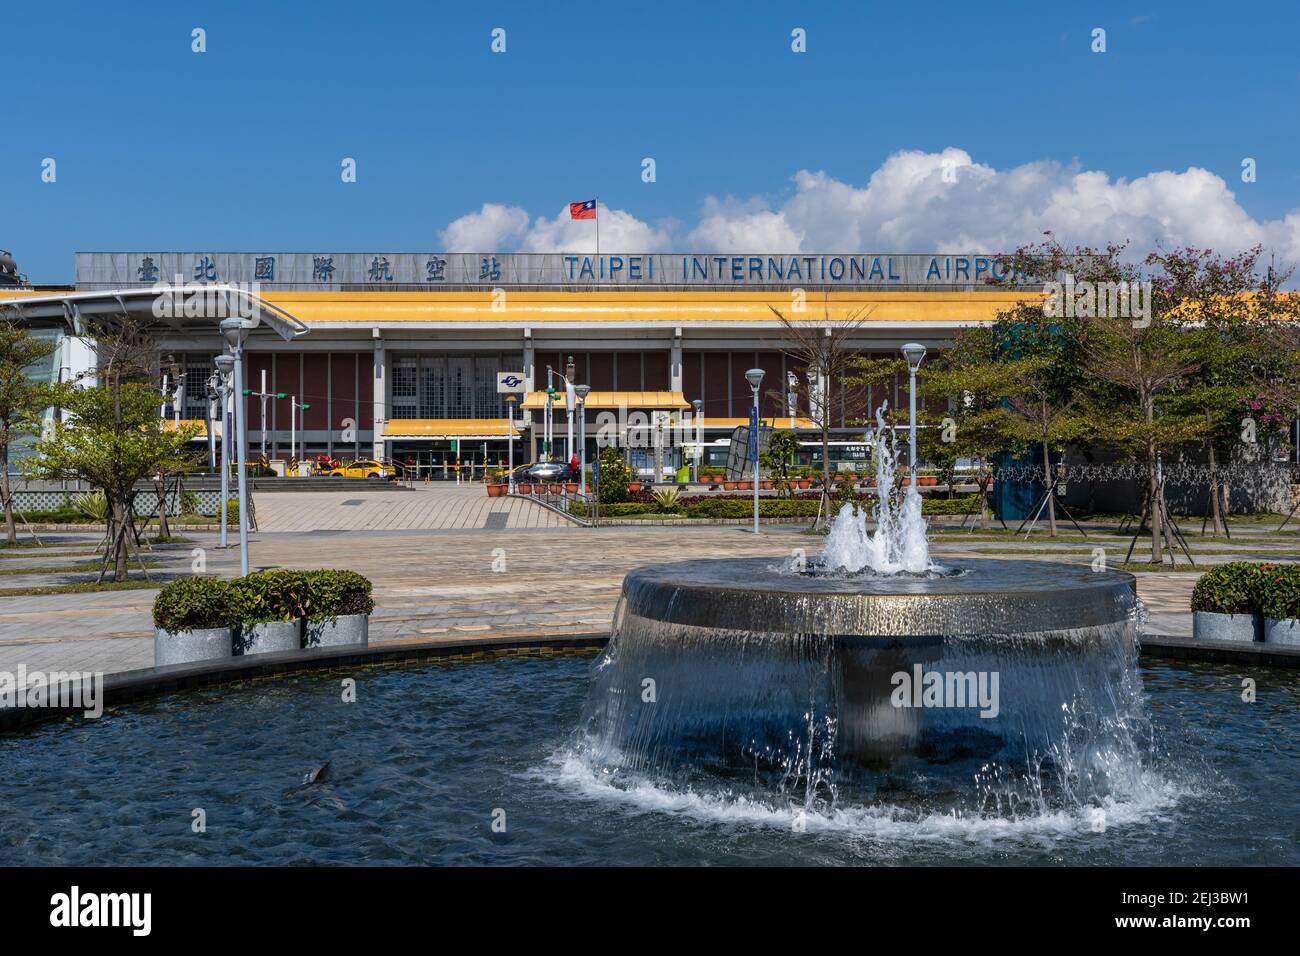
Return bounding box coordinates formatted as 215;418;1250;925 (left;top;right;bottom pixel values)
510;484;597;527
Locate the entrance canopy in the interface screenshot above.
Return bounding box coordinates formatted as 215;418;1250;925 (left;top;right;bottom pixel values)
0;285;309;341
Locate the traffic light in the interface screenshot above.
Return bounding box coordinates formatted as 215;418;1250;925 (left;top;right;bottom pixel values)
301;403;311;410
275;392;287;399
241;388;251;395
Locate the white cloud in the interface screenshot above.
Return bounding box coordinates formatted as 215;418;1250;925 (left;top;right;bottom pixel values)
439;203;530;251
519;206;673;253
437;150;1300;267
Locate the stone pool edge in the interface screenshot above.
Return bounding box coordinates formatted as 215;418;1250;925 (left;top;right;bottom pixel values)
5;629;1298;734
0;631;609;732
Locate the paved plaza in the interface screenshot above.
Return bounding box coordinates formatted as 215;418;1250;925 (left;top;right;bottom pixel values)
253;483;569;532
3;484;1298;677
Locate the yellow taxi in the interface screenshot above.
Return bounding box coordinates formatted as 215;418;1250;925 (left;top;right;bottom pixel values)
328;458;391;479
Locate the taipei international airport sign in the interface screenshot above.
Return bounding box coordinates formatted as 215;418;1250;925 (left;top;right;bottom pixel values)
76;252;1030;289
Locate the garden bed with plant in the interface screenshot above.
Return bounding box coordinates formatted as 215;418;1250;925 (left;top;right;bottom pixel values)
1190;561;1300;644
153;569;376;665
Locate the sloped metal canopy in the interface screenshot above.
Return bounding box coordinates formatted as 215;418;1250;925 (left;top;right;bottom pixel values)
0;285;309;341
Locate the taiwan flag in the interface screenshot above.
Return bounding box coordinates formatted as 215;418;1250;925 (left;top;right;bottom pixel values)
569;199;597;220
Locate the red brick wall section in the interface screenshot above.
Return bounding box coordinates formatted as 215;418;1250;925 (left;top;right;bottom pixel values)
332;353;358;439
302;354;328;430
588;352;615;391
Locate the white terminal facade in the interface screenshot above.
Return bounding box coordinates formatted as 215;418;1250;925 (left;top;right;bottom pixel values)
2;251;1032;478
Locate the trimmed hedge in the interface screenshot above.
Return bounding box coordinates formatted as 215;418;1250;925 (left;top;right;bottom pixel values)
154;569;374;632
1189;561;1300;618
303;569;375;621
152;577;237;632
571;492;980;521
1254;564;1300;620
230;570;309;624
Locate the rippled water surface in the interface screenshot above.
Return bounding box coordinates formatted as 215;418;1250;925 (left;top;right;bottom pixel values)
1;653;1296;865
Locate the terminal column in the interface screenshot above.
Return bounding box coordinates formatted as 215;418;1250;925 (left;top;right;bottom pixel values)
372;332;386;461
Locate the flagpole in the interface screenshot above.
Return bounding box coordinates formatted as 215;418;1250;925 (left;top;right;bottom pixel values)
595;196;600;256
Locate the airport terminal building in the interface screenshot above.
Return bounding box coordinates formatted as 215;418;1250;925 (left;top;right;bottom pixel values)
2;251;1029;478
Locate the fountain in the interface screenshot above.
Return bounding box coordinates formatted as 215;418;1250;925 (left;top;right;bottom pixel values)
577;407;1145;814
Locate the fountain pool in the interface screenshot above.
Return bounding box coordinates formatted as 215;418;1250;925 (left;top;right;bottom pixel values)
0;654;1295;866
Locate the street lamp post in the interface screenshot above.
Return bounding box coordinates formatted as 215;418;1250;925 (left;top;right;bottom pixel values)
565;356;576;464
213;354;235;550
243;370;288;463
900;343;927;477
574;384;590;494
220;319;251;576
506;394;518;494
692;398;703;482
745;368;764;534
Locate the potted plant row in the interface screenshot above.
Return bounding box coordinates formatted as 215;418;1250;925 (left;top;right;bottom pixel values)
1190;561;1300;645
154;569;376;666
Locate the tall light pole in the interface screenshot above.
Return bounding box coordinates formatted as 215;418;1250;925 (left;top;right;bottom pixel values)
692;398;703;482
244;370;287;462
220;319;251;576
506;394;518;494
900;343;927;477
575;384;590;492
214;354;235;550
745;368;764;534
565;355;576;464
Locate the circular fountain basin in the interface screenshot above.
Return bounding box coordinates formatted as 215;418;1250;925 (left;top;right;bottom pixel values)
583;557;1141;775
620;557;1136;640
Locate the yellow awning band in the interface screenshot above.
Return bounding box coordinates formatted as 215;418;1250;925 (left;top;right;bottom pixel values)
383;418;520;438
520;390;690;411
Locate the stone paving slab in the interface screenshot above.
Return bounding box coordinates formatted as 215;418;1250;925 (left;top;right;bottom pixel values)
254;483;567;531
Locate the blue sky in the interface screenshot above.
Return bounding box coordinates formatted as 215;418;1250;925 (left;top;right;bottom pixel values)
4;0;1300;282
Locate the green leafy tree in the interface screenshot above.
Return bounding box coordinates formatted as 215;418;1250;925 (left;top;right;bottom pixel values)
918;324;1054;527
1151;246;1300;533
999;239;1193;549
0;312;58;543
26;380;199;581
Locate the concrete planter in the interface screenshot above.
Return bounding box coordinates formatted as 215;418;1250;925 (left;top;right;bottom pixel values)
1193;610;1263;643
155;626;233;666
235;619;302;655
1264;617;1300;646
304;613;369;648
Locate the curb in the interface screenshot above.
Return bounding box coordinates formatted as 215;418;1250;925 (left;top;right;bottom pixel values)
1138;632;1300;668
0;631;608;733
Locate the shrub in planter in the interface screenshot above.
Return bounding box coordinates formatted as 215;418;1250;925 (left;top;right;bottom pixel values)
1190;562;1267;643
303;569;374;648
596;447;630;504
1254;563;1300;646
153;577;237;665
230;570;309;655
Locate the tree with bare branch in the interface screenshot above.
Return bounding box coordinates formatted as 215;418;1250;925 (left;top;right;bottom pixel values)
769;300;875;527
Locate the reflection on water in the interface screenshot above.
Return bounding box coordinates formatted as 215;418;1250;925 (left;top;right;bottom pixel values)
0;655;1294;865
